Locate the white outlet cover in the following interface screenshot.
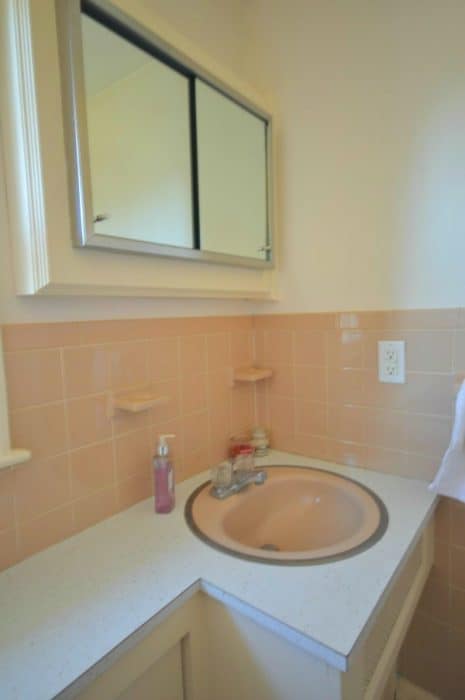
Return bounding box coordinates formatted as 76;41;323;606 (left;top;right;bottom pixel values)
378;340;406;384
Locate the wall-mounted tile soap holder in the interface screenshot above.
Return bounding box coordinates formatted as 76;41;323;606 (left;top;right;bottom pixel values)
107;388;169;417
233;367;273;383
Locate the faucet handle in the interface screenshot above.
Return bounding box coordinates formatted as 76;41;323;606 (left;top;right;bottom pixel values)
211;460;233;488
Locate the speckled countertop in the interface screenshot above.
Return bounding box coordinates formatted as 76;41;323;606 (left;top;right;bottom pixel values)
0;451;436;700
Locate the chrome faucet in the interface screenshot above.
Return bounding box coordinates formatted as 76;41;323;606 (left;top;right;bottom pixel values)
210;461;267;499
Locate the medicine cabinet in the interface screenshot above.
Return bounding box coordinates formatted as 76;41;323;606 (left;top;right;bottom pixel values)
0;0;276;298
57;0;274;268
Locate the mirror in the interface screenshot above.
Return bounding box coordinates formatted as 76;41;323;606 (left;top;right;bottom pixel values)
81;14;194;249
57;0;274;268
196;80;268;261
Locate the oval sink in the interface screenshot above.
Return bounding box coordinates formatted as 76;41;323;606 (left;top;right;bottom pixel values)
185;465;388;565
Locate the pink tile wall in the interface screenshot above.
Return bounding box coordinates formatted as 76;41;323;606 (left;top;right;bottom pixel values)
254;309;462;480
254;308;465;700
2;308;465;698
0;315;254;570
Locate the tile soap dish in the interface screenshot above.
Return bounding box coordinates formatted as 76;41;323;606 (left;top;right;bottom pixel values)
233;367;273;383
108;389;169;416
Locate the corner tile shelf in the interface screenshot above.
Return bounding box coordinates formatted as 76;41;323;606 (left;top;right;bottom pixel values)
108;390;169;417
0;449;31;471
233;367;273;383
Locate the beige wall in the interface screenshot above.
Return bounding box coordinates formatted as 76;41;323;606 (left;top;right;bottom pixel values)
248;0;465;312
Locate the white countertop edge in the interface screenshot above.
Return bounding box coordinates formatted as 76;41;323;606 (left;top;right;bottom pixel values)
56;581;203;700
200;579;348;671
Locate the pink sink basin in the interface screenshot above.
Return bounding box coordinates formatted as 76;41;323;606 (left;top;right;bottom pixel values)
185;466;388;565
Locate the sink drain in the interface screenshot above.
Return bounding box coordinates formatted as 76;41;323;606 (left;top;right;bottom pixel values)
260;543;280;552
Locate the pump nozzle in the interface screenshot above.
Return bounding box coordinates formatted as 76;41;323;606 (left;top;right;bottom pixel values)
157;434;175;457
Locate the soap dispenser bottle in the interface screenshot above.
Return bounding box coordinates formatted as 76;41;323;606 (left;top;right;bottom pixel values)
154;434;176;514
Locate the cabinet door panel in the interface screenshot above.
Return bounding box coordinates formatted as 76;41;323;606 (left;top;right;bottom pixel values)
196;80;269;261
117;642;184;700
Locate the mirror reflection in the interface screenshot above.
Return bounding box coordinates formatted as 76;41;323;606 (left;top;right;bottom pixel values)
81;14;194;248
196;80;268;261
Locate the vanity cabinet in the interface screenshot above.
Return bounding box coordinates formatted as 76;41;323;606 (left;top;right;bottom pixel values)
64;521;433;700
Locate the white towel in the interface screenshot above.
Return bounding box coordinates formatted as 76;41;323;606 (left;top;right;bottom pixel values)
429;379;465;502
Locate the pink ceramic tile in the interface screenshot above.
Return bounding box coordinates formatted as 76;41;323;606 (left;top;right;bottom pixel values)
180;335;207;375
363;408;408;451
115;428;151;482
255;383;269;428
253;330;265;365
182;411;209;478
358;445;410;475
63;346;108;398
406;373;455;417
294;366;326;403
207;334;230;371
4;349;63;410
338;311;389;330
362;369;409;410
73;487;117;532
182;373;208;415
15;454;71;523
79;319;153;345
327;330;364;368
0;529;18;571
116;475;152;511
2;322;81;351
149;379;181;424
107;341;149;390
230;332;253;367
389;308;459;330
253;314;296;331
70;441;115;499
10;402;68;461
0;469;16;532
269;396;295;440
263;330;293;365
148;336;179;382
406;331;453;372
231;384;255;436
295;400;327;436
292;313;336;331
292;434;329;460
67;394;112;449
208;369;232;441
209;435;230;466
406;452;441;481
407;413;452;458
268;365;295;398
294;331;327;366
18;505;74;559
328;368;364;406
327;404;366;443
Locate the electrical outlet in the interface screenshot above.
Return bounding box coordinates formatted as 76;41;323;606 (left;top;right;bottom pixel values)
378;341;406;384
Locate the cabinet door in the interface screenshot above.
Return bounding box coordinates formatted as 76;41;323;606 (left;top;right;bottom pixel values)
196;80;269;262
117;642;184;700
